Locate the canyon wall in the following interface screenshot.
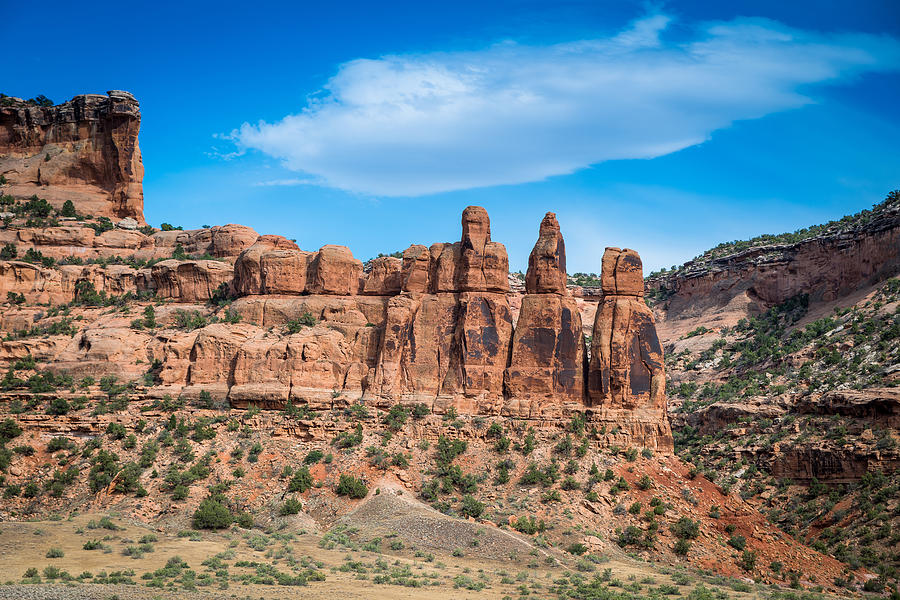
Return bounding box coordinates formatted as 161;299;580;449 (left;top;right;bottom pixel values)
0;206;672;451
0;91;144;222
646;201;900;338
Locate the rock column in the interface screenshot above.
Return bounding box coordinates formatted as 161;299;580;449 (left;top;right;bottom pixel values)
504;213;586;416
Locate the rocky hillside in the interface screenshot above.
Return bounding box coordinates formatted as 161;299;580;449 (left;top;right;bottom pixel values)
654;194;900;594
0;92;885;596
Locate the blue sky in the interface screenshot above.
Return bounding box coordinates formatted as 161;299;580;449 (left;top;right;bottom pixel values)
6;0;900;273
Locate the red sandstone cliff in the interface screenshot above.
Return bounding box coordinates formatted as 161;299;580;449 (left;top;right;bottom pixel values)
0;91;144;222
646;195;900;341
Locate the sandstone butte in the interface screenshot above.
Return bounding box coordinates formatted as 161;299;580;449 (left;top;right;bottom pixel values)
0;92;674;452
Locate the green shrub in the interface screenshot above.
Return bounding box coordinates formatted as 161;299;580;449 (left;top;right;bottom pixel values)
671;517;700;540
513;515;546;535
0;418;22;443
287;312;317;332
303;449;324;464
234;511;253;529
192;496;233;529
332;424;363;449
382;404;408;430
174;310;208;331
60;200;76;218
105;422;127;440
280;498;303;516
739;549;757;571
567;542;588;555
45;547;64;558
46;397;70;415
460;495;484;518
335;474;368;499
88;450;119;492
287;466;313;493
727;535;746;550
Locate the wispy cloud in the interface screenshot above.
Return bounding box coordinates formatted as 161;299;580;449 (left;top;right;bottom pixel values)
252;178;318;187
233;13;900;196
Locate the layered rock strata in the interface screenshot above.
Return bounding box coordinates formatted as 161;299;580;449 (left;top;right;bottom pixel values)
647;199;900;329
0;205;672;451
0;91;144;221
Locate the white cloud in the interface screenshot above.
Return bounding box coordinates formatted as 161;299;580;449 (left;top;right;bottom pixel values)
233;14;900;196
252;178;318;187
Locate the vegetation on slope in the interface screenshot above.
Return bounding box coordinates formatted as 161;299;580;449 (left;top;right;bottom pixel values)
648;190;900;278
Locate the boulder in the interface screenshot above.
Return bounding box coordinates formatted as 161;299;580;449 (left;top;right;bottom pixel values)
95;228;151;249
18;226;96;247
601;247;644;296
400;245;430;293
259;249;312;295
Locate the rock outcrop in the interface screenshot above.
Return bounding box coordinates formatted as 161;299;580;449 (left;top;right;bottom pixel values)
589;248;666;410
372;208;513;411
149;259;233;302
588;248;671;449
505;213;585;414
647;198;900;334
0;91;144;222
524;212;568;295
232;241;362;296
0;200;672;451
151;224;260;260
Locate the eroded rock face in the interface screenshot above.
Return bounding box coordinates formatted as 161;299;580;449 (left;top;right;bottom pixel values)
506;213;585;415
363;257;402;295
150;259;233;302
233;235;300;295
505;294;585;412
589;248;665;409
0;202;672;451
647;201;900;336
588;248;671;450
525;212;567;295
0;91;144;222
